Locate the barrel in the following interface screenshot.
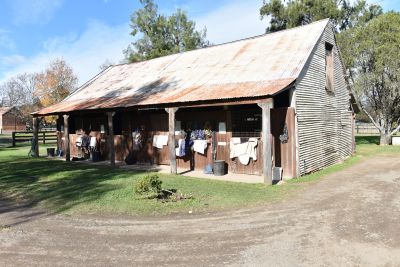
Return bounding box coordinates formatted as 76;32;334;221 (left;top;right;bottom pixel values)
213;160;225;176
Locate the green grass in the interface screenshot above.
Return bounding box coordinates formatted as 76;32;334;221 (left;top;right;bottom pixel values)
0;145;296;216
0;136;398;216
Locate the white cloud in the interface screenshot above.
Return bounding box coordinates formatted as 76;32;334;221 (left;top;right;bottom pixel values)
0;29;15;51
11;0;63;25
0;54;27;66
195;0;266;45
0;20;133;86
0;1;267;87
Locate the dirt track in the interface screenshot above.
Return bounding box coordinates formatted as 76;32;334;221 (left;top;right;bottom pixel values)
1;155;400;266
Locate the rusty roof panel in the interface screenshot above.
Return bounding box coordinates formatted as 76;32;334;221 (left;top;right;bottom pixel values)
0;107;14;115
36;19;329;115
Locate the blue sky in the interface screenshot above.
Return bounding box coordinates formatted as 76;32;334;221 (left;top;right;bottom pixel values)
0;0;399;86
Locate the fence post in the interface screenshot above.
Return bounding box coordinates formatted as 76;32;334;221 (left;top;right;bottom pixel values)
12;132;16;147
33;117;39;157
43;132;46;144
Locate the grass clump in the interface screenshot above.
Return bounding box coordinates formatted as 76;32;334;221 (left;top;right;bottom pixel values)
134;174;162;199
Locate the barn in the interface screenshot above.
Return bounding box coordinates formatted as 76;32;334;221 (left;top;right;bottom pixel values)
33;19;356;184
0;107;26;134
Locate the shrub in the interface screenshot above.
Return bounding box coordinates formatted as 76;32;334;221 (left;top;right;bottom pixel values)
134;174;162;198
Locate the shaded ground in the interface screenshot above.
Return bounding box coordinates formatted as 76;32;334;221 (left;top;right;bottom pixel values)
1;153;400;266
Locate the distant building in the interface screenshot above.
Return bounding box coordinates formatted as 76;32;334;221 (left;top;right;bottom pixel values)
0;107;26;134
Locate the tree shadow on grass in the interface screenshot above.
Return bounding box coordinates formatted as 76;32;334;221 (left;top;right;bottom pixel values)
0;158;147;226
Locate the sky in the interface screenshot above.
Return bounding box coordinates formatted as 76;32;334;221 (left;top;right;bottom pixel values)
0;0;399;86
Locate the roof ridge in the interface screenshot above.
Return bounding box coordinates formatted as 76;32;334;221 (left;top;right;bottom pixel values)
110;18;331;69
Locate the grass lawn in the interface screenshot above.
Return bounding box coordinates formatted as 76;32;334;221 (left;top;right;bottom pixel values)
0;136;398;216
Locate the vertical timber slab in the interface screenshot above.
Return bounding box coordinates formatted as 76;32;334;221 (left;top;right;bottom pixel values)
57;115;62;152
166;108;178;174
258;100;274;184
107;112;115;166
63;115;70;161
32;117;39;157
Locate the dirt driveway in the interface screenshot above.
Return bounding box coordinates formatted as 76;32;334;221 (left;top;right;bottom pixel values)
1;155;400;266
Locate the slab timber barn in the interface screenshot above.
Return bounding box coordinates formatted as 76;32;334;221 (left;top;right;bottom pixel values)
0;107;25;134
33;19;355;184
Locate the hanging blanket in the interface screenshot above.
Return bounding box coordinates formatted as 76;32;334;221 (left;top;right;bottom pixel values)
153;135;168;149
193;140;207;154
229;138;258;165
176;139;186;157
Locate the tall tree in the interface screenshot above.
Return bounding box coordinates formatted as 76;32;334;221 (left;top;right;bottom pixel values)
34;58;78;107
259;0;396;144
124;0;209;62
346;13;400;145
0;73;39;124
0;73;36;107
260;0;382;32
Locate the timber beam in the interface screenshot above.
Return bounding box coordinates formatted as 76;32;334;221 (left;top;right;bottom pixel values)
166;107;178;174
107;112;116;166
63;114;70;161
32;117;40;157
258;99;274;184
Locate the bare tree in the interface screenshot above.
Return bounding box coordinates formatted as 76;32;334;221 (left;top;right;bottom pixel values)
0;73;38;124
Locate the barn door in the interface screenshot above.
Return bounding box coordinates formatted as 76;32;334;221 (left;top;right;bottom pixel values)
271;107;297;178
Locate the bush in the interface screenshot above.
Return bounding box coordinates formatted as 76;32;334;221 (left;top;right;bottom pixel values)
134;174;162;198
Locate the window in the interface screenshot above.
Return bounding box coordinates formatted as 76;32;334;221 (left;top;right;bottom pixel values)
325;42;334;92
231;107;261;138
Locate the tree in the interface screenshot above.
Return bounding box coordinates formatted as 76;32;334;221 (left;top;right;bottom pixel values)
0;73;35;107
34;58;78;107
346;13;400;145
124;0;209;62
0;73;39;124
260;0;382;32
99;59;116;71
259;0;399;145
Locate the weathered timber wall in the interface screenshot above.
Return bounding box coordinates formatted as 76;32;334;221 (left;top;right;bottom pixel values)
295;23;353;175
1;112;25;133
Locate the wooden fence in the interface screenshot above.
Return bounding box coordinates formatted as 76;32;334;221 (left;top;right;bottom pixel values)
355;122;379;134
12;131;57;147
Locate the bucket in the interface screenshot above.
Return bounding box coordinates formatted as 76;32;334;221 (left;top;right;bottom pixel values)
213;160;225;176
90;151;101;162
46;148;55;157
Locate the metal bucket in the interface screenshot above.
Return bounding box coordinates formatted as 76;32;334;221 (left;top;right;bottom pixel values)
213;160;225;176
90;151;101;162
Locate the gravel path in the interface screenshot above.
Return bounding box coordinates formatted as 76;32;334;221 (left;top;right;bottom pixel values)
1;155;400;266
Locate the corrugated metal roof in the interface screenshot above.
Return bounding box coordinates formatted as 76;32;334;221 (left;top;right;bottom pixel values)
0;107;13;116
36;19;329;115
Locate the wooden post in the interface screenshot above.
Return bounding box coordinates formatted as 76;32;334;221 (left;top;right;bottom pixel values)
12;132;16;147
63;115;70;161
166;107;178;174
107;112;115;166
258;100;274;184
32;117;39;157
43;132;46;144
57;115;62;152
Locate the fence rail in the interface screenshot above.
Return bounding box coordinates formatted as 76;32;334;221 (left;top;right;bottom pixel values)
355;123;380;135
12;131;57;147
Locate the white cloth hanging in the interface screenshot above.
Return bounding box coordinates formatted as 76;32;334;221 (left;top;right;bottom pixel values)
89;136;97;147
76;136;82;147
229;138;258;165
193;140;207;154
231;137;241;144
153;135;168;149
